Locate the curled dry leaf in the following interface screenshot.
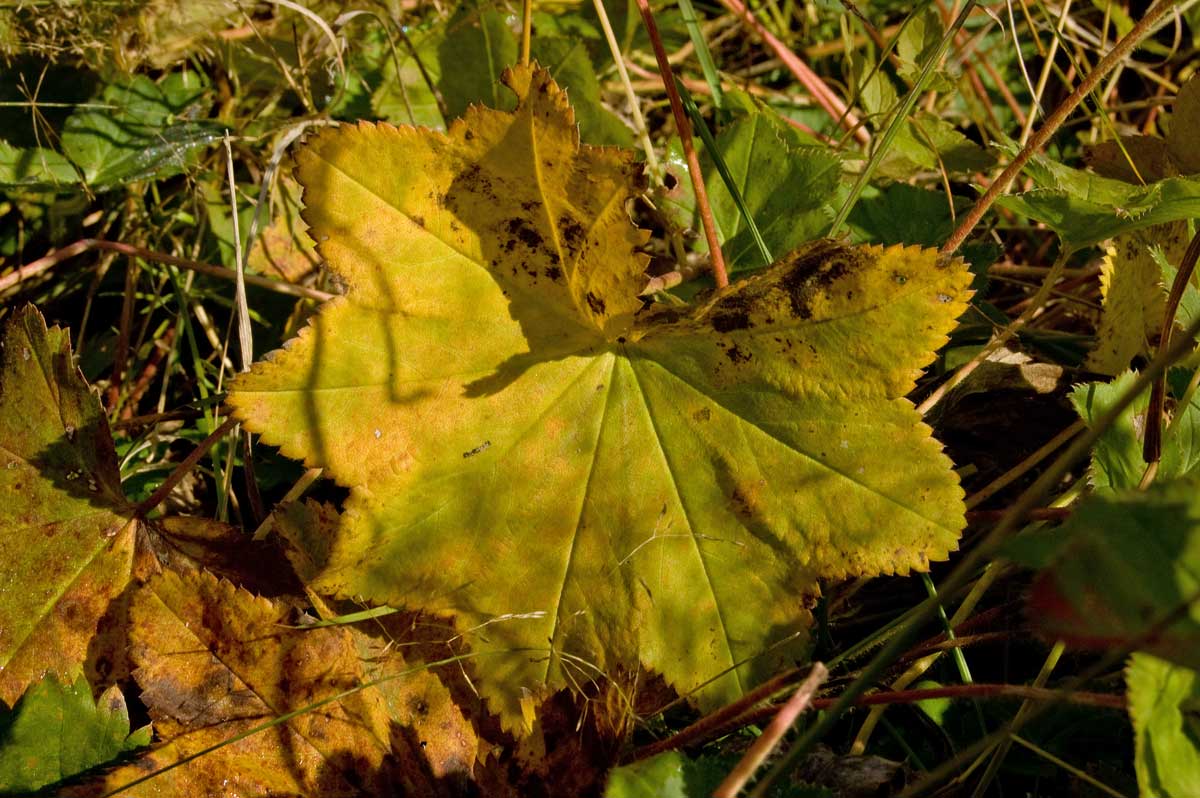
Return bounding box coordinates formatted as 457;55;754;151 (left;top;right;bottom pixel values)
230;63;972;731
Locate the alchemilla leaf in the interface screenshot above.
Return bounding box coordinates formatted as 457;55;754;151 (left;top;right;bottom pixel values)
230;64;971;730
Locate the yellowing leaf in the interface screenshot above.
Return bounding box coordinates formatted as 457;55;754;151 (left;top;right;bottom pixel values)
0;306;137;705
230;64;971;731
1086;220;1191;375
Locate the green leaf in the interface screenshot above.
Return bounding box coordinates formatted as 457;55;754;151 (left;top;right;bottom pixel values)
693;111;842;273
887;111;995;175
0;674;148;795
60;74;219;189
1071;373;1200;492
996;151;1200;250
0;307;138;706
370;27;446;128
1028;478;1200;667
229;65;971;732
436;5;519;119
848;183;963;247
0;140;78;189
894;7;956;93
1128;653;1200;798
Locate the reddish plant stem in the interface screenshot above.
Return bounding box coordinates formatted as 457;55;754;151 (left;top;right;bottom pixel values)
113;408;204;430
632;667;805;762
635;683;1123;761
0;238;333;301
941;0;1178;256
715;663;828;798
0;238;92;294
1144;227;1200;467
634;0;729;288
717;0;870;144
121;325;178;420
135;416;238;518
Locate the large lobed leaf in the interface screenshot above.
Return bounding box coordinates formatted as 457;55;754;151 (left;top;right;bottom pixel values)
230;64;972;730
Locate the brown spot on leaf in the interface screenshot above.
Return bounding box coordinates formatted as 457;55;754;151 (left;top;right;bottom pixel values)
559;214;587;250
504;217;545;253
586;292;606;315
724;343;751;364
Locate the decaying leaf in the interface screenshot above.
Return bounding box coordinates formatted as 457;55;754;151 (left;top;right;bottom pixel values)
230;64;971;730
0;306;138;705
79;569;402;797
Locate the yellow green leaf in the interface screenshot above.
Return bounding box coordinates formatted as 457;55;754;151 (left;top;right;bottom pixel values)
0;306;137;705
230;64;971;731
1086;220;1191;375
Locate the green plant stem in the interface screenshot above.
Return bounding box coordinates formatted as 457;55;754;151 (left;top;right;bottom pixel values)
829;0;976;234
941;0;1180;256
677;81;773;267
675;0;726;110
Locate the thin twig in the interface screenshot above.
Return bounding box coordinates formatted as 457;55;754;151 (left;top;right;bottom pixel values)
941;0;1180;256
0;238;333;301
1143;227;1200;468
591;0;662;180
634;0;729;288
715;663;828;798
135;416;238;517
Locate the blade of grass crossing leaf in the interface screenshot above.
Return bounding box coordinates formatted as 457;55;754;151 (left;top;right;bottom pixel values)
830;0;977;234
834;1;920;135
282;605;400;628
97;651;489;798
678;81;773;267
676;0;726;111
